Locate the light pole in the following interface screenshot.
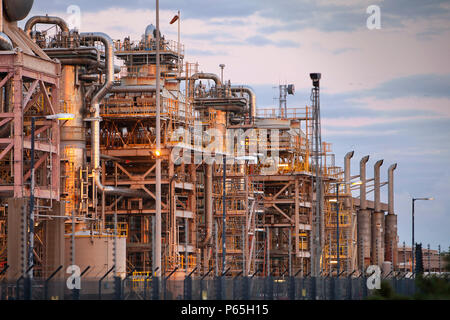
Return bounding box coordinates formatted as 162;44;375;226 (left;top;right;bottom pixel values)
329;180;361;275
412;197;433;276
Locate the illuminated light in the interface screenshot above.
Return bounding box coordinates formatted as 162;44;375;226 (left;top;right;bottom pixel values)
351;180;362;186
46;113;75;120
155;150;161;157
278;163;289;167
329;199;337;203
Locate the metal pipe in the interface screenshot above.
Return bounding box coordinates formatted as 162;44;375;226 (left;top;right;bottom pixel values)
374;160;383;212
178;72;222;96
79;74;100;82
230;86;256;120
80;32;140;197
358;155;370;271
344;151;354;209
359;155;370;210
110;85;157;93
25;16;69;36
388;163;397;215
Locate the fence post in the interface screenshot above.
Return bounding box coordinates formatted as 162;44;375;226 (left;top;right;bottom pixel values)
120;268;136;300
215;276;222;300
152;277;160;300
200;268;213;300
232;271;243;300
98;265;115;300
265;275;273;300
164;267;179;300
72;265;90;300
184;267;197;300
288;276;295;300
44;265;63;300
346;270;356;300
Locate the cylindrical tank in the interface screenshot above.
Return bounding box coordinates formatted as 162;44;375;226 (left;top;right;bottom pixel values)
385;213;398;268
4;0;34;22
357;209;371;271
60;65;86;169
64;232;127;279
371;211;384;266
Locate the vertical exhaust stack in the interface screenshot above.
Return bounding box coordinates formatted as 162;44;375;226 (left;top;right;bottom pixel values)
357;155;370;272
371;160;384;266
385;163;398;268
344;151;354;209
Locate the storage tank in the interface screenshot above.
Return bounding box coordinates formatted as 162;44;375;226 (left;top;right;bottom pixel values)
64;231;127;279
3;0;34;22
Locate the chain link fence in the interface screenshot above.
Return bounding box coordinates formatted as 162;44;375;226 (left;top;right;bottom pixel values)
0;275;424;300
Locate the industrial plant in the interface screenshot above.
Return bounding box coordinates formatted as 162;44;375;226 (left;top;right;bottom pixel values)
0;0;441;301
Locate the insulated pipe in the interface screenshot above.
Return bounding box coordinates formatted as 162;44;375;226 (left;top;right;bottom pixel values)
374;160;384;212
230;86;257;119
24;16;69;36
178;72;222;96
344;151;354;209
388;163;397;215
372;159;384;266
203;164;213;246
80;32;139;197
358;155;370;271
359;155;370;210
385;164;398;266
110;85;157;93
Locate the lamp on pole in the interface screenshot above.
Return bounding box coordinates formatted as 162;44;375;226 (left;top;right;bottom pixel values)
329;180;361;275
412;197;433;277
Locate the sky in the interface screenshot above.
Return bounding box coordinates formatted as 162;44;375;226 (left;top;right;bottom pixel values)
26;0;450;250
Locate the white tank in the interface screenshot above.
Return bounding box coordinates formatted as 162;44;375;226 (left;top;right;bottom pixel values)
64;231;127;279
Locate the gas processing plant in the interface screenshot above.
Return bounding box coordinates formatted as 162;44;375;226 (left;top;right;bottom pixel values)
0;0;401;287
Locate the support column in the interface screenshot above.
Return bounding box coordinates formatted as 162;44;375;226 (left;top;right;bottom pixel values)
44;202;65;279
6;198;28;281
357;155;370;271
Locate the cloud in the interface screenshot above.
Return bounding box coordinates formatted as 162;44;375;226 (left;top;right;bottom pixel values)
362;74;450;100
245;35;300;48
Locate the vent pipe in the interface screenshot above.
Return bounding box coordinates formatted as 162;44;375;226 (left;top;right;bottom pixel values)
359;155;370;210
374;159;384;212
388;163;397;215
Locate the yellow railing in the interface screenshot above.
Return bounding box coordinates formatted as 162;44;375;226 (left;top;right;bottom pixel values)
131;271;152;288
164;254;197;270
